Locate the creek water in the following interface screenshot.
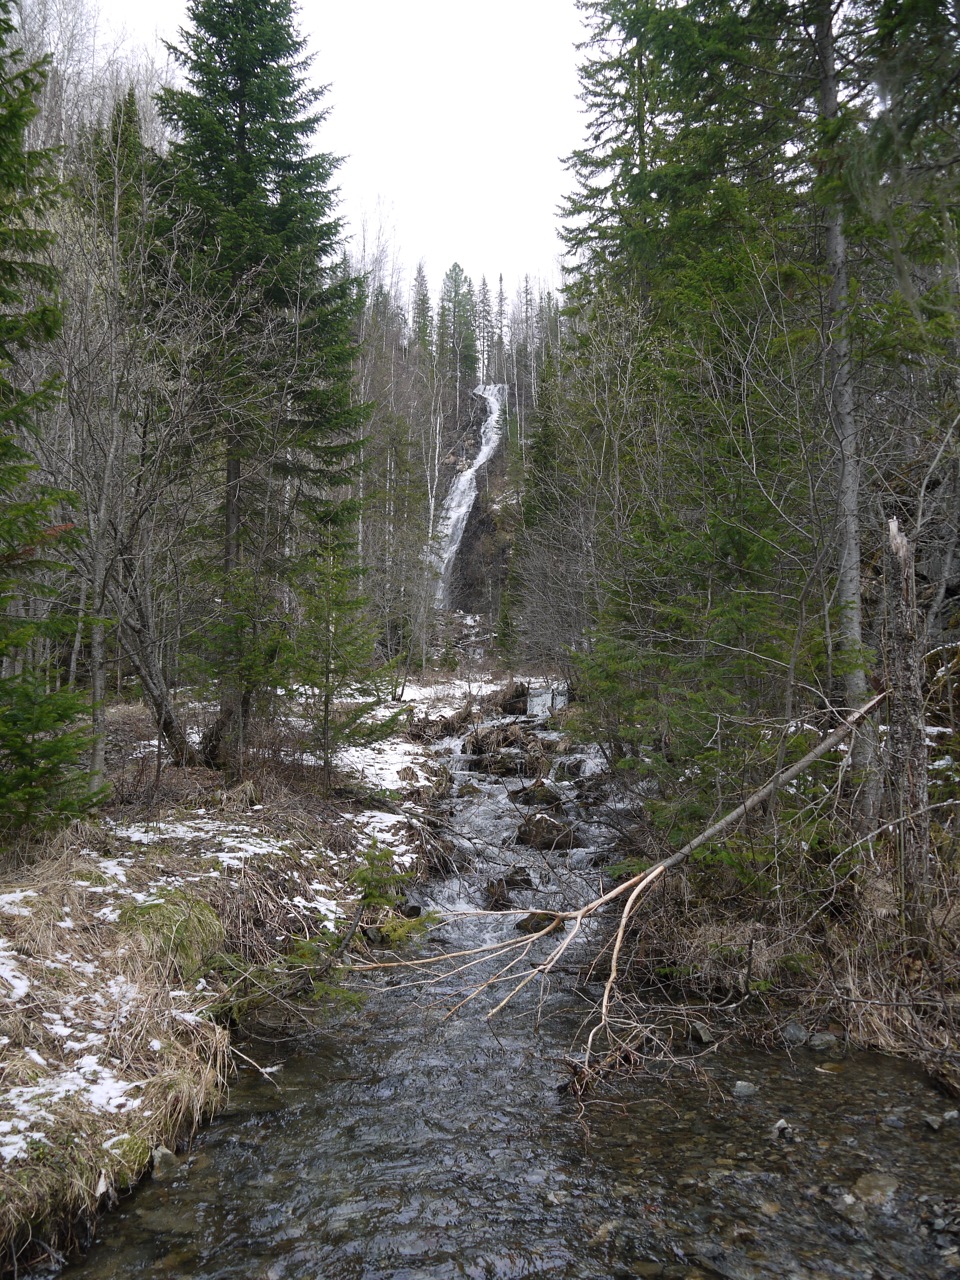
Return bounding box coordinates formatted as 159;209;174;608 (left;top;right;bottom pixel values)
69;698;960;1280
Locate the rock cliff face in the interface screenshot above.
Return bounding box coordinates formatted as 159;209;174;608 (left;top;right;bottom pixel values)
441;388;518;620
448;463;519;617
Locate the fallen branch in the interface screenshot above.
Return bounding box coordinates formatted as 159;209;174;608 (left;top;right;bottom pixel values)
356;693;887;1052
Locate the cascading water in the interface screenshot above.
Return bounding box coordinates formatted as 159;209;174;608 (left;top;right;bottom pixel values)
67;687;960;1280
433;384;506;608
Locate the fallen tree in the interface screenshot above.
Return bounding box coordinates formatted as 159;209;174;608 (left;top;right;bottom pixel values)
359;692;893;1068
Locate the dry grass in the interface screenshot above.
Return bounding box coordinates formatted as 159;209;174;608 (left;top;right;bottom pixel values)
0;699;436;1274
592;832;960;1094
0;842;231;1273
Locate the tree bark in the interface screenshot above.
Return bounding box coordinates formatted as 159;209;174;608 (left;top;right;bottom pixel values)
884;518;930;947
118;625;200;768
815;4;878;826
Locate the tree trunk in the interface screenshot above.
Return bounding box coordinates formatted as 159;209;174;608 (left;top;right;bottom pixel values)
884;519;930;948
816;5;878;827
118;625;200;768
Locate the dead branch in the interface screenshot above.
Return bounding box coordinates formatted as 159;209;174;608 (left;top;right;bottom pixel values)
355;693;887;1054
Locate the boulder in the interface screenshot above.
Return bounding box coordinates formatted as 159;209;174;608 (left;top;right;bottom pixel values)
502;865;535;891
517;814;578;851
514;781;564;810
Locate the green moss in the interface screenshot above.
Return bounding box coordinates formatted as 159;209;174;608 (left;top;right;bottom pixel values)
119;891;225;980
106;1135;151;1191
73;869;111;887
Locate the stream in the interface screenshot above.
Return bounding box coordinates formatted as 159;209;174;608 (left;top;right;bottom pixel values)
69;692;960;1280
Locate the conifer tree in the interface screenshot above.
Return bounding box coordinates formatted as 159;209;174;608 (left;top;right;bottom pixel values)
158;0;365;774
436;262;477;421
410;261;433;355
0;1;99;837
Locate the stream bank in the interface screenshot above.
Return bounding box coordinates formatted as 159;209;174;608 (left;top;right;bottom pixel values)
57;681;960;1279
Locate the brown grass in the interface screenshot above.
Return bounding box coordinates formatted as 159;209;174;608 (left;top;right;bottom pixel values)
0;696;434;1274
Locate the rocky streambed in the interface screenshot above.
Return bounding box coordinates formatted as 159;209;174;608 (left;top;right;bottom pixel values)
65;683;960;1279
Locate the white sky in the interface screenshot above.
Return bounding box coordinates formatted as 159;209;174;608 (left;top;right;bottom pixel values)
94;0;589;302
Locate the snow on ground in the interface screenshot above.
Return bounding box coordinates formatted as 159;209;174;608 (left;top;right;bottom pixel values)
0;676;505;1169
349;810;423;869
0;939;30;1002
389;676;501;721
337;738;436;795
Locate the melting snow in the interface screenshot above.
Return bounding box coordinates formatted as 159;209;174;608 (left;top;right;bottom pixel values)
338;739;433;794
0;890;36;917
0;940;30;1002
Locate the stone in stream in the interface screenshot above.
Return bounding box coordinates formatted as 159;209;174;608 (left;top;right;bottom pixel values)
150;1146;179;1182
732;1080;758;1098
516;911;565;935
502;865;534;890
782;1021;808;1046
484;878;514;911
691;1020;716;1046
514;780;565;810
517;813;578;851
553;757;584;782
808;1031;839;1051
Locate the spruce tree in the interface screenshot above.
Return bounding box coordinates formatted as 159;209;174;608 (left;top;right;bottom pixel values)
0;1;99;838
158;0;365;775
410;261;433;355
436;262;478;420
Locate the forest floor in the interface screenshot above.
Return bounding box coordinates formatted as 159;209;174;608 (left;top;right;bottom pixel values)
0;675;499;1276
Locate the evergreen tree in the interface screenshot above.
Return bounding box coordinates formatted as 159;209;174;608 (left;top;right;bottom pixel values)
410;260;433;355
476;276;493;383
158;0;365;774
436;262;477;420
0;1;99;837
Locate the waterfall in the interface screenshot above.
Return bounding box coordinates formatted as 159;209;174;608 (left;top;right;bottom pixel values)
433;384;506;608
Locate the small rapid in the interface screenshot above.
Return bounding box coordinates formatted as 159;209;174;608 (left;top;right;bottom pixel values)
67;689;960;1280
433;386;506;609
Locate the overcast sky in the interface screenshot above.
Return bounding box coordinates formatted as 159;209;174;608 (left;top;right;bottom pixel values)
94;0;589;301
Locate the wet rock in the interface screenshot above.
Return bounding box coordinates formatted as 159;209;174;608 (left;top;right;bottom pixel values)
691;1020;715;1046
517;813;578;851
945;1110;960;1123
151;1146;179;1182
732;1080;758;1098
770;1118;790;1140
502;865;534;891
553;758;583;782
782;1021;808;1046
852;1171;899;1205
484;879;514;911
516;911;564;936
468;750;524;777
837;1193;867;1223
923;1112;943;1131
808;1031;838;1051
514;781;565;811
